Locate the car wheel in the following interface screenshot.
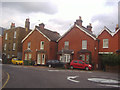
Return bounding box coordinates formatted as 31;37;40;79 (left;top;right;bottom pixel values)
85;67;89;71
16;62;17;65
48;64;52;68
70;66;74;69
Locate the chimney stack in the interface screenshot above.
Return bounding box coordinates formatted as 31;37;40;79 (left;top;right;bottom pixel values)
115;24;119;31
39;23;45;30
25;18;30;31
11;23;15;29
87;23;92;32
75;16;83;26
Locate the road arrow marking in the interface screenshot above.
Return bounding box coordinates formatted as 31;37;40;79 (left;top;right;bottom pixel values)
67;76;80;83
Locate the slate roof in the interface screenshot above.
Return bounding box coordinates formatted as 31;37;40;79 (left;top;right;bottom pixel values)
81;26;96;38
36;26;61;41
57;25;97;42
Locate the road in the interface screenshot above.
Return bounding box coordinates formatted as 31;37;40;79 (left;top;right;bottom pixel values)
2;64;120;88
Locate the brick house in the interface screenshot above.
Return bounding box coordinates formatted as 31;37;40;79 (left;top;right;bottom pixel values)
97;25;120;69
2;18;31;61
22;23;60;65
57;17;99;69
98;25;120;54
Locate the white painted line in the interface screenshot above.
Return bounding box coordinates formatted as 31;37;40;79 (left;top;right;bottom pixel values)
67;76;80;83
48;70;59;72
88;78;120;84
99;84;120;88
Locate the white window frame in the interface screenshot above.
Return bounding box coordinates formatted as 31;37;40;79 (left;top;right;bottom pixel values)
25;54;27;60
28;42;31;49
64;54;70;63
13;43;16;50
86;55;89;63
28;54;32;60
4;44;7;51
80;54;85;61
82;40;87;49
14;31;17;38
64;41;69;49
103;39;109;48
40;41;44;50
5;33;8;40
7;54;10;58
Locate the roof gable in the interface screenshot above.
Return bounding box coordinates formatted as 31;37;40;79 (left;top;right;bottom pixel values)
22;27;60;43
97;26;120;37
57;25;96;42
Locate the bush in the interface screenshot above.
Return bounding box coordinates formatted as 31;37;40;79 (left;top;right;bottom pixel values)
23;60;35;66
102;54;120;66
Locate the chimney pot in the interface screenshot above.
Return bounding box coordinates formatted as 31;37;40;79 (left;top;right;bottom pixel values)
87;23;92;32
11;23;15;29
75;16;83;26
25;18;30;31
115;24;119;31
39;23;45;30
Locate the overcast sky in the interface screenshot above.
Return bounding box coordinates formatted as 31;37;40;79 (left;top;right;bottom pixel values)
0;0;119;35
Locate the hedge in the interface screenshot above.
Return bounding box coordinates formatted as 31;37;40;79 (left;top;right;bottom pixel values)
101;54;120;66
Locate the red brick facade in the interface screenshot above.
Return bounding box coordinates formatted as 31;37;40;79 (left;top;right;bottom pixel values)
57;18;99;69
98;27;120;54
22;24;60;65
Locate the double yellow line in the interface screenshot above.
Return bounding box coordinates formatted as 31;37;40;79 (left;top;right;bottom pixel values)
2;72;10;89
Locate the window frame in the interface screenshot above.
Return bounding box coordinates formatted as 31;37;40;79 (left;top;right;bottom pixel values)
82;40;87;49
64;41;69;49
28;42;31;49
5;33;8;40
4;44;7;51
103;39;109;48
14;31;17;38
13;43;16;50
40;41;44;50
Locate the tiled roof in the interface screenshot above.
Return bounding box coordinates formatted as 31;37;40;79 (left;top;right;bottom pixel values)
81;26;96;38
57;25;97;42
36;26;61;41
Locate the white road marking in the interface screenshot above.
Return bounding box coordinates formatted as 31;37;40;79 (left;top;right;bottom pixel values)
48;70;60;72
67;76;80;83
99;84;120;88
88;78;120;84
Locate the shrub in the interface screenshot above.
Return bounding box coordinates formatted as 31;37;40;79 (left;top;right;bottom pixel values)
102;54;120;66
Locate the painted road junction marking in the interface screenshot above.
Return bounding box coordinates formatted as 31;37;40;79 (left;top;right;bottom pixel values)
2;72;10;89
88;78;120;84
67;76;80;83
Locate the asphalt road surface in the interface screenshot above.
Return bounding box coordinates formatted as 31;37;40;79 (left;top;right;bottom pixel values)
2;64;120;88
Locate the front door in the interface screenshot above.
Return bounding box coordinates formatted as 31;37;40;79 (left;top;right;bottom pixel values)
37;54;41;64
41;54;45;65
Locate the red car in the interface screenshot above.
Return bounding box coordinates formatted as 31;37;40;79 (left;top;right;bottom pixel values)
70;60;92;70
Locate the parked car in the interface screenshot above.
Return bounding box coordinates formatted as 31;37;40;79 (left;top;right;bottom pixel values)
12;58;23;65
46;60;65;68
70;60;92;70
